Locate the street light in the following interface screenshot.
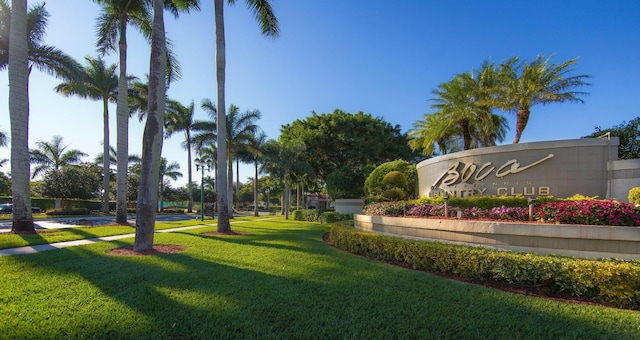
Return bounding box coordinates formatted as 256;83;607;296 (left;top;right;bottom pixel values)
195;158;212;221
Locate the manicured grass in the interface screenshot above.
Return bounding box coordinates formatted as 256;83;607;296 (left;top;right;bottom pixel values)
0;219;212;250
1;217;639;338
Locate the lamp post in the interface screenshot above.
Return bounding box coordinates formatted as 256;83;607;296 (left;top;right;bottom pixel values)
443;192;450;217
195;158;212;221
528;196;537;221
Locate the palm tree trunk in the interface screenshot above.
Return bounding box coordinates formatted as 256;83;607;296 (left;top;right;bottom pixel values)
102;97;110;213
253;161;259;217
460;119;472;150
9;0;34;232
513;107;530;144
215;0;231;232
115;16;129;224
235;157;240;212
186;132;193;213
227;152;233;217
134;0;165;252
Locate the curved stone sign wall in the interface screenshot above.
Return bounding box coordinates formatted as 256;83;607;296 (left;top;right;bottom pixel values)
417;137;627;200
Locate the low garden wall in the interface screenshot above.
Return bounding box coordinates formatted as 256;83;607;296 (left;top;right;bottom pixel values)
354;214;640;260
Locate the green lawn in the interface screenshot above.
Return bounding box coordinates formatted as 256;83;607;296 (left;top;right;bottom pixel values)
1;217;639;338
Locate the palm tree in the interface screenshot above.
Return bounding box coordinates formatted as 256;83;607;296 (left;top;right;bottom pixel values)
243;131;267;216
497;55;591;143
214;0;279;232
4;0;82;232
158;157;182;212
261;139;309;219
408;112;460;156
201;101;261;215
165;99;210;213
55;56;118;213
94;0;152;224
30;135;87;178
133;0;199;252
7;0;31;232
0;1;82;78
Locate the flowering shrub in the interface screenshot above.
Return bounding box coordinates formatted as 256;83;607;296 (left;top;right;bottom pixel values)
365;199;640;226
537;200;640;226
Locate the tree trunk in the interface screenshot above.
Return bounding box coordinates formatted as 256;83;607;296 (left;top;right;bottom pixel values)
227;152;233;217
214;0;231;232
284;176;290;219
102;97;110;213
236;157;240;212
186;131;193;212
115;16;129;224
253;161;259;216
513;107;530;144
134;0;165;252
9;0;34;232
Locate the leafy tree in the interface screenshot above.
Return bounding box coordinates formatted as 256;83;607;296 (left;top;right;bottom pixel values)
496;55;591;143
30;135;87;179
0;171;10;195
213;0;279;232
408;112;461;156
280;109;418;181
37;164;102;200
55;56;118;213
326;166;372;200
242;131;267;216
582;117;640;159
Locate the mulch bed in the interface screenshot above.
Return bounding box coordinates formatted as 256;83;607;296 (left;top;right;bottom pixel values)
108;245;186;256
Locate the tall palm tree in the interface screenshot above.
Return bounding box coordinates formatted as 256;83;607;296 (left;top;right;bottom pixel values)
497;55;591;143
94;0;152;224
261;139;309;219
7;0;31;232
201;101;261;215
29;135;87;179
214;0;279;232
408;112;460;156
165;99;210;213
4;0;82;232
243;131;267;216
133;0;199;252
158;157;182;212
55;56;118;213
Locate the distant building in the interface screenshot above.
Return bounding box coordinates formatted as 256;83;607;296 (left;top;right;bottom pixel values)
306;192;331;209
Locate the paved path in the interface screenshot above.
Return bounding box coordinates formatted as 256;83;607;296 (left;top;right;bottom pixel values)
0;215;272;256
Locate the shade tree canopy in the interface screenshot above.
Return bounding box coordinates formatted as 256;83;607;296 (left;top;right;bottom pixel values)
582;117;640;160
279;109;418;181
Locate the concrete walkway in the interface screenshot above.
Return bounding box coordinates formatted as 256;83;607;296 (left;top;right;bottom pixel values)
0;216;275;256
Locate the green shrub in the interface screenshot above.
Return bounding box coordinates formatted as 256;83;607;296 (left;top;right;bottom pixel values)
45;208;91;216
162;208;185;214
320;211;352;224
364;160;417;197
383;188;406;201
629;187;640;205
293;209;320;222
382;171;408;190
329;224;640;308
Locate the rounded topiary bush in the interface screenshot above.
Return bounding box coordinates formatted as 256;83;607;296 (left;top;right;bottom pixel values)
364;160;416;198
382;171;408;191
629;187;640;205
383;188;406;201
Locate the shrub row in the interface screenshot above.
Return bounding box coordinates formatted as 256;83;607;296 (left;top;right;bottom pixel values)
293;209;353;223
330;224;640;308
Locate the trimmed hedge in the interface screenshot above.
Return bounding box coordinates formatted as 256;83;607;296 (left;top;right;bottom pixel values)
330;224;640;308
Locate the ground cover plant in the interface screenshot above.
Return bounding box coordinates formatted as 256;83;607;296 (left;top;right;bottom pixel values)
1;217;640;338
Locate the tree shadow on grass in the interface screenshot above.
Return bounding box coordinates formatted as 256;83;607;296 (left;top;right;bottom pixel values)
4;230;640;339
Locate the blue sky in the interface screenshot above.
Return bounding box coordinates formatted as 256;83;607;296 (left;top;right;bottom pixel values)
1;0;638;188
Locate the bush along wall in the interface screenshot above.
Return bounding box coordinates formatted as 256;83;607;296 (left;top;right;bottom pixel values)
329;223;640;309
